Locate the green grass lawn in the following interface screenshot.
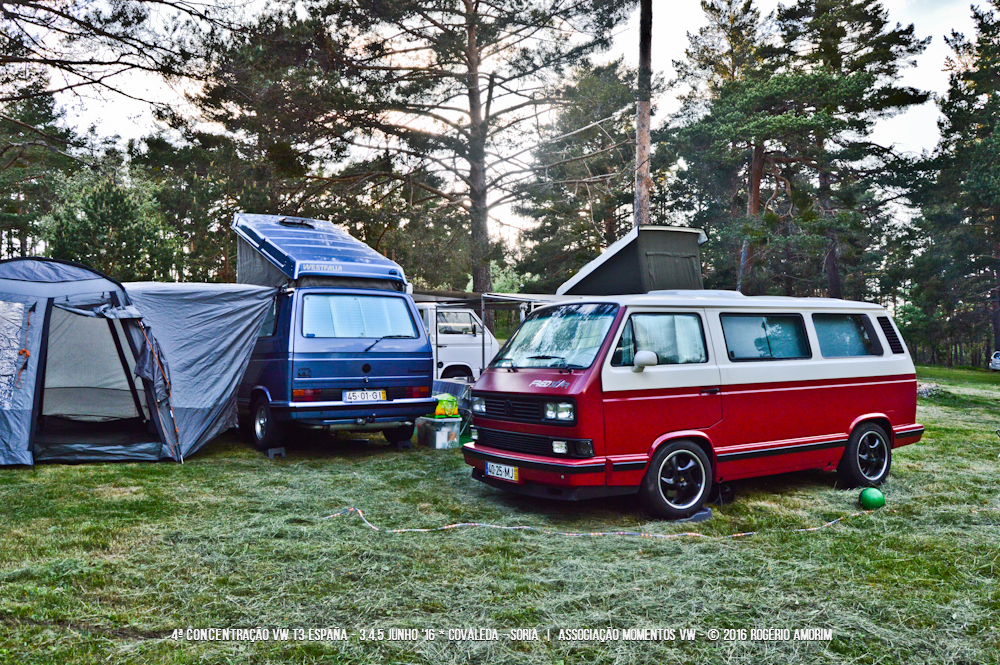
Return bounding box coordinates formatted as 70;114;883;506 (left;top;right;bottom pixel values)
1;367;999;664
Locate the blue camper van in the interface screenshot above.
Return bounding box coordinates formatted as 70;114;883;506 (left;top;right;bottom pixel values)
232;213;437;448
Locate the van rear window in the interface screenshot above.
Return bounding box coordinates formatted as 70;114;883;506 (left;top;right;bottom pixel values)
302;295;417;339
720;314;810;361
612;314;707;366
812;314;883;357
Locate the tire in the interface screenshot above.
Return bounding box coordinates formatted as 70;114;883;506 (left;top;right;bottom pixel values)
638;440;713;520
441;367;474;382
382;424;415;445
250;396;285;451
837;422;892;488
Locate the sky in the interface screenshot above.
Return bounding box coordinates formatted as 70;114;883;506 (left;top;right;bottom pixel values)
606;0;977;156
63;0;978;154
56;0;981;239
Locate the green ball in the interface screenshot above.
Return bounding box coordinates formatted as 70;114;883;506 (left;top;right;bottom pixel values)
859;487;886;510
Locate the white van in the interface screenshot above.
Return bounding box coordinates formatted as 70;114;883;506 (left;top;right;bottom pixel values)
416;303;500;381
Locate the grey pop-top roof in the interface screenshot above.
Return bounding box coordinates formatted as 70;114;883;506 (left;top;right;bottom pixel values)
556;225;707;296
232;213;407;285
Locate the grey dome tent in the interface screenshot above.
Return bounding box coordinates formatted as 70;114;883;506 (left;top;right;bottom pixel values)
0;258;274;465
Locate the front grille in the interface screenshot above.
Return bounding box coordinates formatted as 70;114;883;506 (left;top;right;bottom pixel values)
481;396;543;423
476;428;554;455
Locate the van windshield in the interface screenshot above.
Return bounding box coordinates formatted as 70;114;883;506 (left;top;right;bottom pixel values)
302;294;418;339
492;303;618;369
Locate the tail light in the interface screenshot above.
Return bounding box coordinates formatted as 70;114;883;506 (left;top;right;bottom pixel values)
292;389;322;402
405;385;431;398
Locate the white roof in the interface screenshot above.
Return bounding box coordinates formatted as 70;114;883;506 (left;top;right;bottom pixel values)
531;290;887;312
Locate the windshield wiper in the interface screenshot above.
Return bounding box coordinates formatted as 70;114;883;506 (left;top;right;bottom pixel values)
364;335;410;352
527;354;572;368
525;355;586;372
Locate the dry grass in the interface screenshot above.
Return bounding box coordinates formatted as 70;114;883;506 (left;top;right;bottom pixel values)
0;366;998;664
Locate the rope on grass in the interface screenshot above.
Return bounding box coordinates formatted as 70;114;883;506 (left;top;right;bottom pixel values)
323;506;883;541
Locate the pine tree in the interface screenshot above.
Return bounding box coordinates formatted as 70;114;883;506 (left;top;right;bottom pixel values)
906;1;1000;357
44;172;179;281
514;60;637;292
0;75;81;257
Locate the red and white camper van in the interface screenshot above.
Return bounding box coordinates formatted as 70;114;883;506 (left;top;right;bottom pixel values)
462;291;922;519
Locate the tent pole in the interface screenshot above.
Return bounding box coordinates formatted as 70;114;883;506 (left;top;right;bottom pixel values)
107;319;145;420
26;299;53;457
121;320;171;455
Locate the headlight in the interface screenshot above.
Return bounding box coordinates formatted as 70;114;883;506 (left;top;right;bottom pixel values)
471;396;486;413
544;401;574;421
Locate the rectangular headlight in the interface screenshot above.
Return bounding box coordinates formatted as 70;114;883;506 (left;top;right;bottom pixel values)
471;396;486;413
544;401;574;422
552;440;568;454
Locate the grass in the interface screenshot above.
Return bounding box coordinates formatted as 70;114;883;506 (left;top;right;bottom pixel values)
1;367;999;664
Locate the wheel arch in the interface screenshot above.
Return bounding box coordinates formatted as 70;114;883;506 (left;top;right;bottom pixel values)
440;364;474;378
849;413;893;446
649;430;717;472
249;386;274;407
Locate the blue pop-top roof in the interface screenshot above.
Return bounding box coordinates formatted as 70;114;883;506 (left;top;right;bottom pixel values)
232;213;407;284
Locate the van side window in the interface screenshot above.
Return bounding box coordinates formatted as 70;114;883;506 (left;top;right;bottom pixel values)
812;314;883;357
258;297;278;337
720;314;810;361
611;313;707;366
438;311;476;335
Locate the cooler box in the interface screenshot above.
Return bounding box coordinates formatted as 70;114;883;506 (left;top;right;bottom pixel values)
417;417;462;449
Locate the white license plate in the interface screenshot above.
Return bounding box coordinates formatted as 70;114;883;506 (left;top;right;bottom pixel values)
343;389;386;402
485;461;519;483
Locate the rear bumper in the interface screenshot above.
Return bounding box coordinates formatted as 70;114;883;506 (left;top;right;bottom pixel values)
893;424;923;447
272;397;438;426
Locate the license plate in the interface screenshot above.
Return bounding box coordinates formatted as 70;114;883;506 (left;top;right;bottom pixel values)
485;461;519;482
343;389;386;402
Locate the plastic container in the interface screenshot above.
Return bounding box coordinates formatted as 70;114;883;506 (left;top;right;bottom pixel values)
416;416;463;449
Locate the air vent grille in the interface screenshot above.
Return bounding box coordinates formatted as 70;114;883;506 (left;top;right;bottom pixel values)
877;316;905;354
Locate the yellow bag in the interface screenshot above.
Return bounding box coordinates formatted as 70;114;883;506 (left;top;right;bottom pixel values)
433;393;459;417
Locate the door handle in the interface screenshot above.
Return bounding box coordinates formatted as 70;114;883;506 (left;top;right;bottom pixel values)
700;387;720;395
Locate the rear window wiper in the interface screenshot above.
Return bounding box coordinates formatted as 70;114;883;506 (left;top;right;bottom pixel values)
364;335;411;352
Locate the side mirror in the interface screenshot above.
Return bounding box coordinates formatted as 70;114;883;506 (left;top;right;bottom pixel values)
632;350;658;373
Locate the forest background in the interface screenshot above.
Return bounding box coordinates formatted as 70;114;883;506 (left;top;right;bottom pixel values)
3;0;1000;367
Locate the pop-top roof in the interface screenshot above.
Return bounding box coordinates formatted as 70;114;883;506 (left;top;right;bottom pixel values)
556;225;707;296
231;213;407;284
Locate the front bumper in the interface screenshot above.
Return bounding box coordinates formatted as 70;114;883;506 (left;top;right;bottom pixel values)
462;442;607;491
470;468;637;500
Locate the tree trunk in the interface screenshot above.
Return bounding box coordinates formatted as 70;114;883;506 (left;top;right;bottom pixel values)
737;143;765;294
825;236;843;299
634;0;652;228
992;244;1000;352
465;3;493;329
